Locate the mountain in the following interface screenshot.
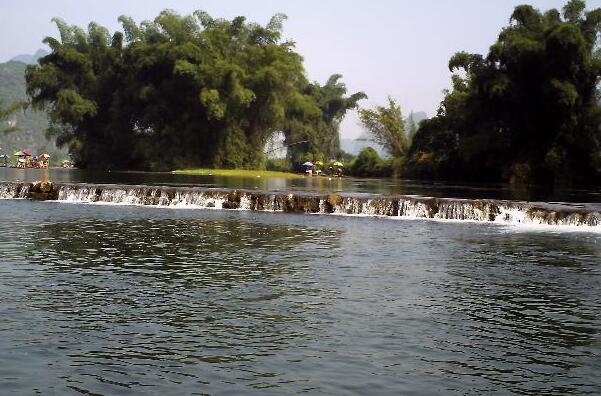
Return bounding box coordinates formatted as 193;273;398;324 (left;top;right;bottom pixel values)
341;111;428;157
10;49;48;65
0;57;67;159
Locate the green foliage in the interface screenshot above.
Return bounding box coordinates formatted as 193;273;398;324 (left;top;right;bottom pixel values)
172;167;301;178
358;97;408;159
0;63;26;134
25;11;362;170
0;60;67;159
0;98;22;133
407;0;601;186
266;158;292;172
348;147;393;177
285;74;367;166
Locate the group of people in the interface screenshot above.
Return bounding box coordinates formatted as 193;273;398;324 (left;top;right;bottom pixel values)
0;150;51;168
18;155;50;169
302;161;344;177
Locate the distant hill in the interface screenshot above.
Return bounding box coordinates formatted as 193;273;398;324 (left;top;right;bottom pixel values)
341;111;428;157
10;49;48;65
0;56;68;160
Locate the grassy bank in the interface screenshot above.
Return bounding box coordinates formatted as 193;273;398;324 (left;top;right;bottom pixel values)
172;168;303;178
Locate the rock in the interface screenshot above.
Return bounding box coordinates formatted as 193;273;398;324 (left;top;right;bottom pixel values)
30;181;58;200
31;180;53;193
327;194;342;207
40;181;53;193
222;201;239;209
227;191;241;204
222;190;242;209
281;195;321;213
30;192;49;201
323;194;341;213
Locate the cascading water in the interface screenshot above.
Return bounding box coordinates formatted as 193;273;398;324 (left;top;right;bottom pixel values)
0;182;31;199
1;181;600;229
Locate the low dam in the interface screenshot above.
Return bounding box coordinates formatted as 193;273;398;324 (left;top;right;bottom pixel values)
1;181;601;228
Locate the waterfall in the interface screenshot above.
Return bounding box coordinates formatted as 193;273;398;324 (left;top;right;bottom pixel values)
0;182;31;199
1;181;600;229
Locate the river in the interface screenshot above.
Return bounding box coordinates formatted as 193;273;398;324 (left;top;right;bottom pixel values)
3;167;601;202
1;169;600;395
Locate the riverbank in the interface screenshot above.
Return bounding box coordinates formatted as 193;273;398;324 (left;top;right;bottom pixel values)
172;168;302;179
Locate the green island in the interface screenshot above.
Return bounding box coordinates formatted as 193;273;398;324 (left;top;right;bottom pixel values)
172;168;302;179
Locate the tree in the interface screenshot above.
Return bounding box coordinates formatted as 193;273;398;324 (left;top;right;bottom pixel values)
349;147;392;177
285;74;366;164
407;0;601;186
25;11;362;170
0;99;23;133
358;97;408;159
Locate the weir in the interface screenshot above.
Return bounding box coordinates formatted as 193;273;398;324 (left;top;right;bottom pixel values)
1;181;601;228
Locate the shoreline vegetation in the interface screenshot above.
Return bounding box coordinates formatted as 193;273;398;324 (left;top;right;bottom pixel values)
0;0;597;189
172;168;302;178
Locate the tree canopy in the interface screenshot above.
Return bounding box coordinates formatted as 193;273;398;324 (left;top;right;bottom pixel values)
0;99;22;133
358;97;408;159
284;74;366;165
26;11;365;170
407;0;601;186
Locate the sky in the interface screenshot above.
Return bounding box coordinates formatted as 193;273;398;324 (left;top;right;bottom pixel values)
1;0;598;138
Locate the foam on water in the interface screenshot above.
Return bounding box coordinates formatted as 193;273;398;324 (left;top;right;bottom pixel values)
2;181;601;231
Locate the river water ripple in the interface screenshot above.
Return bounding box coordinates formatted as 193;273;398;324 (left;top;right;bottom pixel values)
0;200;600;395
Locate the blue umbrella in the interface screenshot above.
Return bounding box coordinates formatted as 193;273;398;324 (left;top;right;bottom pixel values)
302;161;314;167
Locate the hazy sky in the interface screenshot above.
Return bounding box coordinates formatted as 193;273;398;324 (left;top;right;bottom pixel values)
1;0;597;138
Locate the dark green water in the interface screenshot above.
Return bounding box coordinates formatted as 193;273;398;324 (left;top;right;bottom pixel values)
3;167;601;202
1;199;600;395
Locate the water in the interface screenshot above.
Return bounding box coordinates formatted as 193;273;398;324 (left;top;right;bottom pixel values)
4;181;601;228
3;167;601;202
1;199;600;395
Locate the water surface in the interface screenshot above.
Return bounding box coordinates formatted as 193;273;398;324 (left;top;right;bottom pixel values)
3;167;601;202
1;200;600;395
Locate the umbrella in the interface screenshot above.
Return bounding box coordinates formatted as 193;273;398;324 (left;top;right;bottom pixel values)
302;161;314;167
314;160;324;166
0;154;8;159
332;161;344;167
14;151;24;156
39;153;50;159
23;150;30;157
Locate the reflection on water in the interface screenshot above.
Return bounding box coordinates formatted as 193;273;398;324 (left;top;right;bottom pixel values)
3;167;601;202
0;200;600;394
429;232;601;394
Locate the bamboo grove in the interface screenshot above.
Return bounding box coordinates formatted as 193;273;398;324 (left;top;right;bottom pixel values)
23;1;601;187
407;0;601;186
25;11;366;170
